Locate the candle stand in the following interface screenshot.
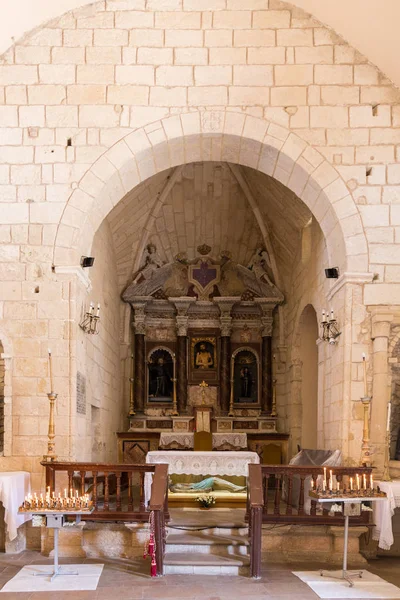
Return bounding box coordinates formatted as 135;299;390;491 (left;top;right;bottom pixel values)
360;396;372;467
18;509;93;582
311;492;386;587
382;430;392;482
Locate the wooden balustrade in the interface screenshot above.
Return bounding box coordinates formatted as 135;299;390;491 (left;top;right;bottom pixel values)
41;461;169;522
248;464;373;579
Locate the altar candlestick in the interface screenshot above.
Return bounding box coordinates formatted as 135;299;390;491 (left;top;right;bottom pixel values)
387;401;392;432
48;349;54;393
362;353;367;397
350;477;353;491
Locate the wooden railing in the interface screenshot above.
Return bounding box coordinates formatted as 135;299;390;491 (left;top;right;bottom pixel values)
41;461;169;522
248;464;373;579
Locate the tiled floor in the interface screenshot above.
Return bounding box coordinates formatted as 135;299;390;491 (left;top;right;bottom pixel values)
0;551;400;599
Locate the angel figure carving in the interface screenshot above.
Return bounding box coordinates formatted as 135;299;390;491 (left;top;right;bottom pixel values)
132;243;164;284
248;248;274;287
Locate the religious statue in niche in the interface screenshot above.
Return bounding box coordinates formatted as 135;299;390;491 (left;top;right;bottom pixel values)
147;348;173;402
233;349;259;404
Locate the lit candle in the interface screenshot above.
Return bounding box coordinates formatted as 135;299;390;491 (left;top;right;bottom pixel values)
362;353;367;397
363;474;367;489
356;474;360;490
350;477;353;491
370;474;373;489
90;302;94;314
337;481;340;492
387;401;392;432
64;489;67;498
96;303;100;317
48;349;54;393
329;470;333;491
323;467;327;485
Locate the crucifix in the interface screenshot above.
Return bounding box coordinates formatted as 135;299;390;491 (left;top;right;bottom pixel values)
199;380;208;405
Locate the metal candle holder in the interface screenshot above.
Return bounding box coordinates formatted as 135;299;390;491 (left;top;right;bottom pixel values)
360;396;372;467
79;303;100;335
382;430;392;482
43;392;58;462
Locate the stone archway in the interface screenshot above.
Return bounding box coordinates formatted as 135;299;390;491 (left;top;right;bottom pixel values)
53;111;367;278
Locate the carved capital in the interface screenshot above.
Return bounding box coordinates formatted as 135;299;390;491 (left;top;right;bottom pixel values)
214;297;238;337
261;316;273;337
169;296;196;316
176;315;189;337
132;300;147;335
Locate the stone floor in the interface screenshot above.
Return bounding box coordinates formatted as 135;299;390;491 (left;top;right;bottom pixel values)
0;551;400;599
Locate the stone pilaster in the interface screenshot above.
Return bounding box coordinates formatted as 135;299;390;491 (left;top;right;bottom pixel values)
255;300;275;415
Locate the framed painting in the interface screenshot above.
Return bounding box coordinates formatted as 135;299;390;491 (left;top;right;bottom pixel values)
189;334;218;384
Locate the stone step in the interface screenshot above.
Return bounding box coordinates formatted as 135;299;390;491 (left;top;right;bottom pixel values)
164;551;250;575
166;532;249;546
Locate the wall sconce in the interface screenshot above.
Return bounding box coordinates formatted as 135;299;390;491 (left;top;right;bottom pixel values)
79;302;100;335
320;309;341;345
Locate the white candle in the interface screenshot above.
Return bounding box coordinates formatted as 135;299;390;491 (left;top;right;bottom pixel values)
370;474;373;489
363;474;367;490
356;474;360;490
387;401;392;432
329;470;333;491
350;477;353;491
330;309;334;321
311;478;314;490
323;467;327;484
96;303;100;317
90;302;94;314
48;349;54;393
322;310;326;323
362;353;367;397
336;481;340;492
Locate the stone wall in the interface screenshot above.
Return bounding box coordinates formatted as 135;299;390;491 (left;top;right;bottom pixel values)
0;0;399;472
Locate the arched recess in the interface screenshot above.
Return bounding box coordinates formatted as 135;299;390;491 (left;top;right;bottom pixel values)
299;305;319;450
53;111;368;278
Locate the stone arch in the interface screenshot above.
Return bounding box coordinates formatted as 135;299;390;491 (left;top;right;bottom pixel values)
53;111;368;276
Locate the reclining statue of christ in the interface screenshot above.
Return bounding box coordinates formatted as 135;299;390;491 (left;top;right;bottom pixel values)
169;476;246;493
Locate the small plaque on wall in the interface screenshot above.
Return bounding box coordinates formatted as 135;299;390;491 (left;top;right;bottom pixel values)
76;371;86;415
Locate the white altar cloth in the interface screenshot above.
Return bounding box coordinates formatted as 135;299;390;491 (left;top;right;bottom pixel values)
0;471;31;540
373;480;400;550
158;432;247;450
145;450;259;505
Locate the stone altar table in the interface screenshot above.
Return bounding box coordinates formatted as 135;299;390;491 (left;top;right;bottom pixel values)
144;450;259;504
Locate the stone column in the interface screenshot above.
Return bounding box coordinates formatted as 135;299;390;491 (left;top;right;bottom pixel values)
170;297;195;415
214;298;238;414
370;310;394;474
131;301;147;414
255;299;276;414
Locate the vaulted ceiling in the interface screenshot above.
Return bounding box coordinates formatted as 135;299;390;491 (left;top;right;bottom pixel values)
105;161;313;293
